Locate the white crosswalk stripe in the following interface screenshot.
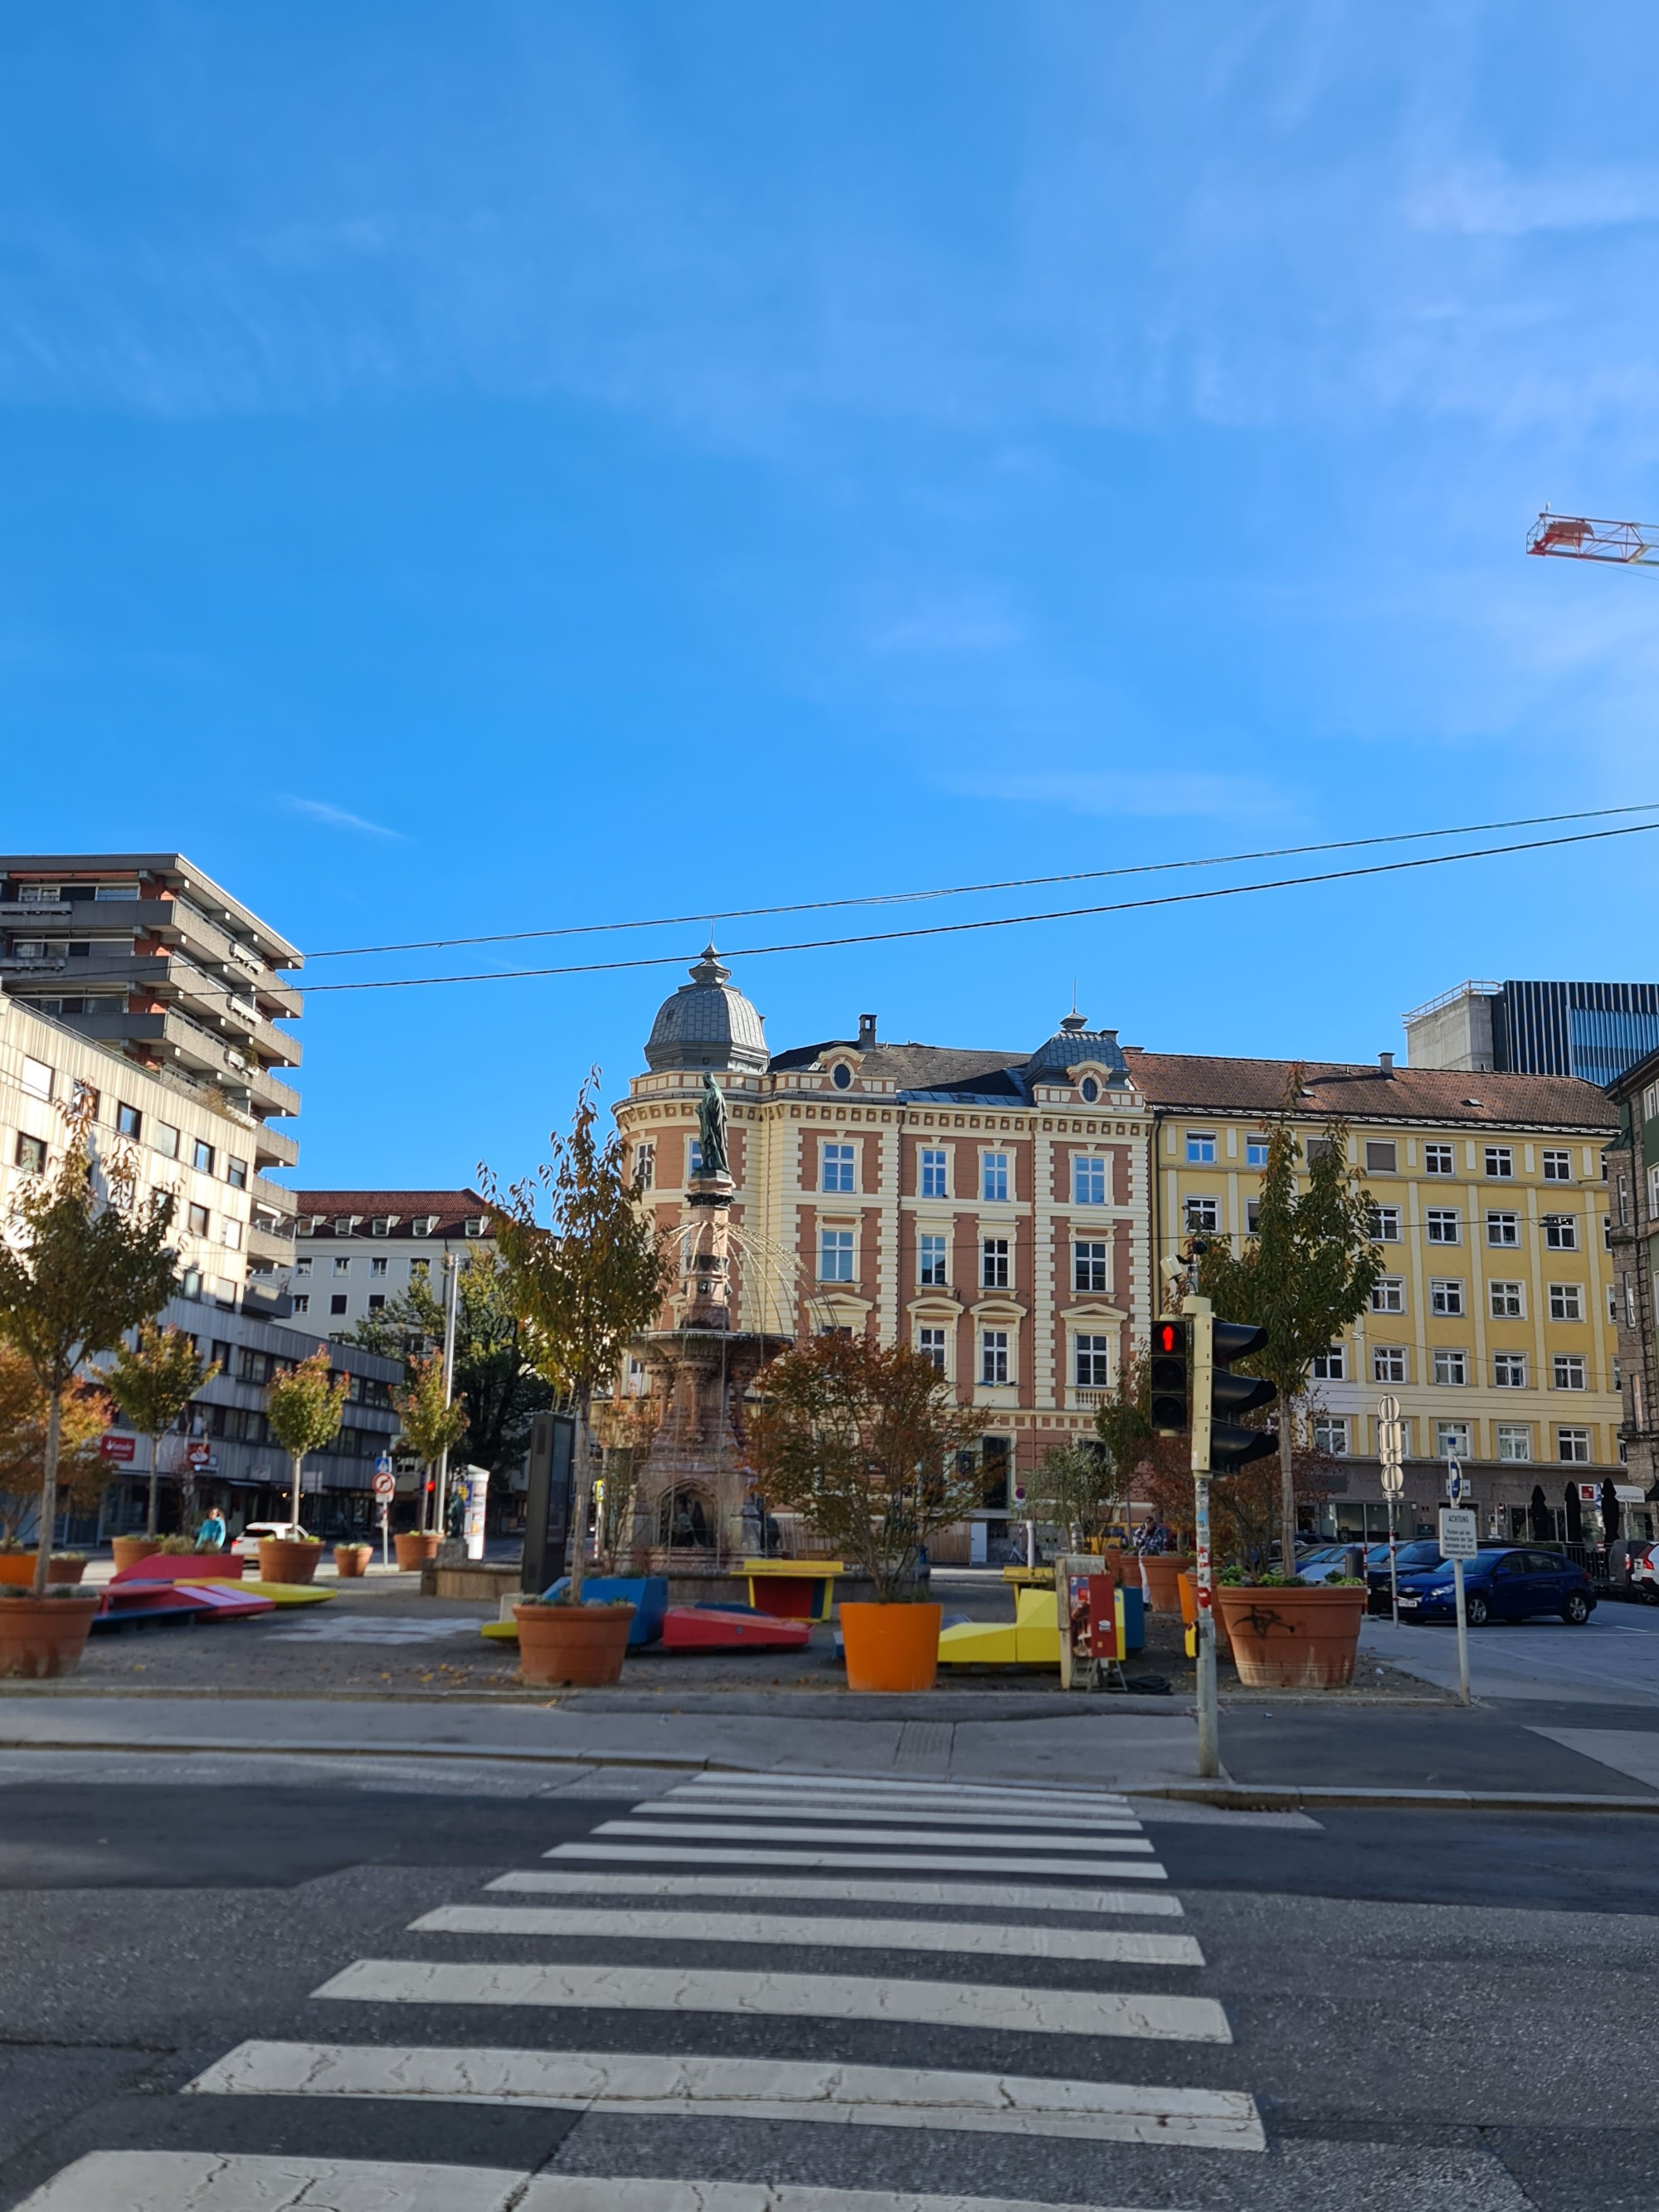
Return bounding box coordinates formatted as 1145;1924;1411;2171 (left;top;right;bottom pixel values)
486;1870;1185;1914
679;1773;1133;1805
669;1782;1135;1812
187;2041;1262;2151
592;1820;1156;1852
547;1842;1171;1877
637;1802;1145;1833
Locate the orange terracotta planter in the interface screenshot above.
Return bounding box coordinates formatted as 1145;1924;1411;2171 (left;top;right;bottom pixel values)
394;1531;440;1571
1139;1553;1192;1612
1214;1583;1367;1690
333;1544;373;1578
0;1592;100;1678
256;1538;322;1586
513;1601;635;1688
110;1537;161;1574
1176;1571;1232;1659
839;1601;943;1693
0;1553;85;1588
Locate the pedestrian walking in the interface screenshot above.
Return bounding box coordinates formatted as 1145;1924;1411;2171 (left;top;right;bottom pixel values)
195;1505;226;1551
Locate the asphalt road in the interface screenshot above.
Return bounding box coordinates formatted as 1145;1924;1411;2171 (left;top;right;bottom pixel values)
1363;1589;1659;1707
1;1752;1657;2211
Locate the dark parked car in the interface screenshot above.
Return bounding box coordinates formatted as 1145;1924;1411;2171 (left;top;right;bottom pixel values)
1365;1539;1443;1609
1395;1546;1595;1627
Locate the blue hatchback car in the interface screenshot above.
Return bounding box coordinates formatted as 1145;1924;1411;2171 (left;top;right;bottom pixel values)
1395;1545;1595;1628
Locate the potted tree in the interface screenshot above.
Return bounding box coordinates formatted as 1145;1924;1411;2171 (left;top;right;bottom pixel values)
333;1537;374;1578
1194;1084;1381;1690
749;1333;985;1693
482;1076;672;1685
390;1354;468;1571
260;1349;349;1585
105;1321;221;1556
0;1096;176;1677
0;1348;112;1586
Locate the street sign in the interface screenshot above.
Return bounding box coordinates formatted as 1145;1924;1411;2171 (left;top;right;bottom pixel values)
1444;1455;1463;1504
372;1469;396;1503
100;1434;136;1463
1438;1507;1478;1559
374;1452;394;1475
1578;1482;1600;1505
1013;1484;1026;1504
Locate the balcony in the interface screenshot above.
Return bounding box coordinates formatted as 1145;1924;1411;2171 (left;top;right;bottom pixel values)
51;1006;300;1127
2;899;301;1016
1068;1386;1112;1412
249;1220;296;1268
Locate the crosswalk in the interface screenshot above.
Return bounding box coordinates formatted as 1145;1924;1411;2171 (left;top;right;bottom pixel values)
15;1766;1263;2211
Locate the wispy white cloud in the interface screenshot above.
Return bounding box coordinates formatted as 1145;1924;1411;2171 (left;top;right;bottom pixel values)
283;797;403;840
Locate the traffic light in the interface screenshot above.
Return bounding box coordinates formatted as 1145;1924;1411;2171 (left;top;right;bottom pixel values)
1149;1316;1189;1435
1194;1313;1277;1473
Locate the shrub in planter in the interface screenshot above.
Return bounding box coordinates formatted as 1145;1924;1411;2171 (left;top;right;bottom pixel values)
256;1535;324;1586
513;1596;635;1687
1213;1571;1367;1689
748;1335;988;1694
333;1542;373;1578
394;1530;440;1571
0;1588;100;1679
110;1535;161;1574
1139;1552;1193;1613
0;1548;85;1588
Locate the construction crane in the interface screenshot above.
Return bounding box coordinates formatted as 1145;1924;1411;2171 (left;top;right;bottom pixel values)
1526;510;1659;567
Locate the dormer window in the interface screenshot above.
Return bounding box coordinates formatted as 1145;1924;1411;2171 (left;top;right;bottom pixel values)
296;1218;315;1237
370;1216;392;1237
1080;1076;1100;1104
464;1216;487;1237
332;1215;359;1235
411;1216;438;1237
831;1063;853;1090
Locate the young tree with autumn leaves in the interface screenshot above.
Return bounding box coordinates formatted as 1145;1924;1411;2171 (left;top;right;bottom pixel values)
392;1353;469;1533
264;1348;350;1532
106;1323;221;1537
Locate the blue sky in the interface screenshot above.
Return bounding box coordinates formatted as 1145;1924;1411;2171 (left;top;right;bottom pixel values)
4;3;1659;1190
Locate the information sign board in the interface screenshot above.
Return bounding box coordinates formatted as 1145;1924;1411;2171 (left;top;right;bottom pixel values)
1438;1507;1478;1560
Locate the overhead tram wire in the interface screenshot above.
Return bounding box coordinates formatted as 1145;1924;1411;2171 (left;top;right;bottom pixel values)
299;817;1659;995
300;799;1659;960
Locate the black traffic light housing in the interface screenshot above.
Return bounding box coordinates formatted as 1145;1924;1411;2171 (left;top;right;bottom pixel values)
1149;1316;1188;1435
1208;1317;1277;1472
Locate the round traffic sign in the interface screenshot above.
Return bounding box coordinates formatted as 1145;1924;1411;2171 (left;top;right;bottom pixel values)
372;1470;396;1503
1013;1485;1026;1504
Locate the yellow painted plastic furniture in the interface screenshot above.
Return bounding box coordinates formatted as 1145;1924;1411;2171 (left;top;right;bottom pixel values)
938;1586;1063;1668
231;1581;335;1606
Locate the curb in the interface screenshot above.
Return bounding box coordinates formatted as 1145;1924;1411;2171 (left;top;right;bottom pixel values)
1138;1781;1659;1814
0;1734;758;1774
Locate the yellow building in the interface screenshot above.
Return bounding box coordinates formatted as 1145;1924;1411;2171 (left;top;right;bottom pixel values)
1128;1050;1627;1544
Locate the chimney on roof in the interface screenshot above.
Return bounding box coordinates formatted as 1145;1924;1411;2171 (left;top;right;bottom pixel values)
1379;1051;1395;1074
858;1013;877;1050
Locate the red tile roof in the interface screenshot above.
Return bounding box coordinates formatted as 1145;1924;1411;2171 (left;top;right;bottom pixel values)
1122;1051;1617;1133
292;1189;492;1238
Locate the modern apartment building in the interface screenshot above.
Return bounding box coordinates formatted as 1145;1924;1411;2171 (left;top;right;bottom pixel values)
287;1190;495;1335
0;852;303;1279
1137;1052;1631;1542
1407;978;1659;1085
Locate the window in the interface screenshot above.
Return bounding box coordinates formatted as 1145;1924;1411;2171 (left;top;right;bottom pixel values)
1489;1280;1524;1319
1311;1345;1346;1381
369;1216;390;1238
1370;1205;1402;1242
1373;1344;1408;1384
1426;1208;1460;1244
192;1138;215;1175
1305;1136;1335;1165
819;1229;854;1283
1493;1352;1528;1389
1185;1196;1219;1233
821;1143;855;1194
1430;1277;1464;1316
1543;1149;1572;1182
187;1202;209;1237
1550;1283;1584;1323
1370;1277;1405;1313
1246;1137;1270;1167
226;1156;247;1191
1423;1143;1454;1176
918;1234;947;1287
291;1294;309;1315
20;1055;51;1100
1079;1076;1100;1104
981;1153;1009;1202
832;1062;853;1090
221;1218;241;1250
180;1267;202;1299
1544;1213;1579;1250
980;1238;1010;1289
294;1256;312;1277
15;1133;46;1176
1496;1425;1532;1462
1650;1166;1659;1224
1647;1081;1659;1123
1605;1214;1614;1250
687;1142;703;1178
17;884;60;904
70;1079;100;1121
1485;1211;1519;1247
1245;1199;1261;1234
1073;1156;1106;1206
1557;1426;1591;1464
1436;1421;1471;1459
633;1142;654;1191
920;1148;948;1199
1186;1132;1216;1163
367;1294;386;1313
1313;1416;1350;1456
917;1326;946;1373
1433;1348;1468;1386
329;1294;348;1317
1619;1174;1631;1225
980;1330;1010;1386
333;1256;350;1275
1484;1146;1514;1179
1074;1335;1112;1388
1618;1279;1631;1327
116;1102;141;1140
1074;1240;1109;1294
410;1259;430;1279
151;1120;178;1161
1365;1140;1398;1174
1553;1355;1587;1391
370;1256;387;1279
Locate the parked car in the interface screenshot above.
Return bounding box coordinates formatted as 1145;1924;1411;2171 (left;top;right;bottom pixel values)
1294;1546;1348;1583
1628;1542;1659;1602
1365;1538;1444;1606
231;1520;311;1562
1395;1546;1595;1627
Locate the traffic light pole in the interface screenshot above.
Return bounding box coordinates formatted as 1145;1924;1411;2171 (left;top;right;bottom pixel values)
1187;1298;1220;1780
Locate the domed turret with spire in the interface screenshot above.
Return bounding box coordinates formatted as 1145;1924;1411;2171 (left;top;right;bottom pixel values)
645;945;769;1075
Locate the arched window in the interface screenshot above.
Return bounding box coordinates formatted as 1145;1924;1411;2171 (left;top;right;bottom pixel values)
657;1484;715;1549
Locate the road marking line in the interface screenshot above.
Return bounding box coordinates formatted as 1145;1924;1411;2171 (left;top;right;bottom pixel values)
674;1774;1132;1805
547;1844;1168;1878
596;1821;1154;1854
8;2149;523;2212
518;2181;1187;2211
412;1904;1203;1966
488;1871;1184;1915
645;1803;1145;1834
188;2039;1263;2150
669;1782;1135;1812
312;1959;1228;2041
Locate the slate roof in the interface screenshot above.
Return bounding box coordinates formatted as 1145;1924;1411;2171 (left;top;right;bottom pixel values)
768;1026;1129;1106
1122;1052;1618;1133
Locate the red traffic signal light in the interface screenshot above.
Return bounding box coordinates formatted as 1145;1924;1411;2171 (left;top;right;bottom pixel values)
1149;1317;1189;1435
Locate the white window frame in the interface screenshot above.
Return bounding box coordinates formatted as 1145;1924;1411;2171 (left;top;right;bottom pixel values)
1552;1354;1587;1391
1072;1155;1107;1206
1544;1213;1579;1250
918;1234;948;1288
1073;1334;1112;1388
1311;1345;1346;1381
1556;1426;1591;1464
20;1055;51;1100
1370;1205;1403;1242
1488;1280;1524;1320
980;1152;1010;1203
1542;1149;1572;1182
1073;1240;1109;1294
1484;1211;1520;1247
1372;1344;1408;1385
1186;1132;1217;1164
818;1228;854;1283
1370;1276;1405;1313
1246;1136;1270;1167
1492;1352;1528;1389
1429;1278;1465;1317
1433;1347;1468;1387
919;1147;948;1200
1484;1146;1514;1180
821;1143;856;1195
979;1329;1010;1386
1313;1416;1350;1457
1549;1282;1584;1323
1496;1425;1533;1463
1435;1420;1472;1459
917;1326;947;1374
1423;1143;1454;1176
634;1142;655;1191
1185;1196;1220;1233
980;1237;1010;1290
